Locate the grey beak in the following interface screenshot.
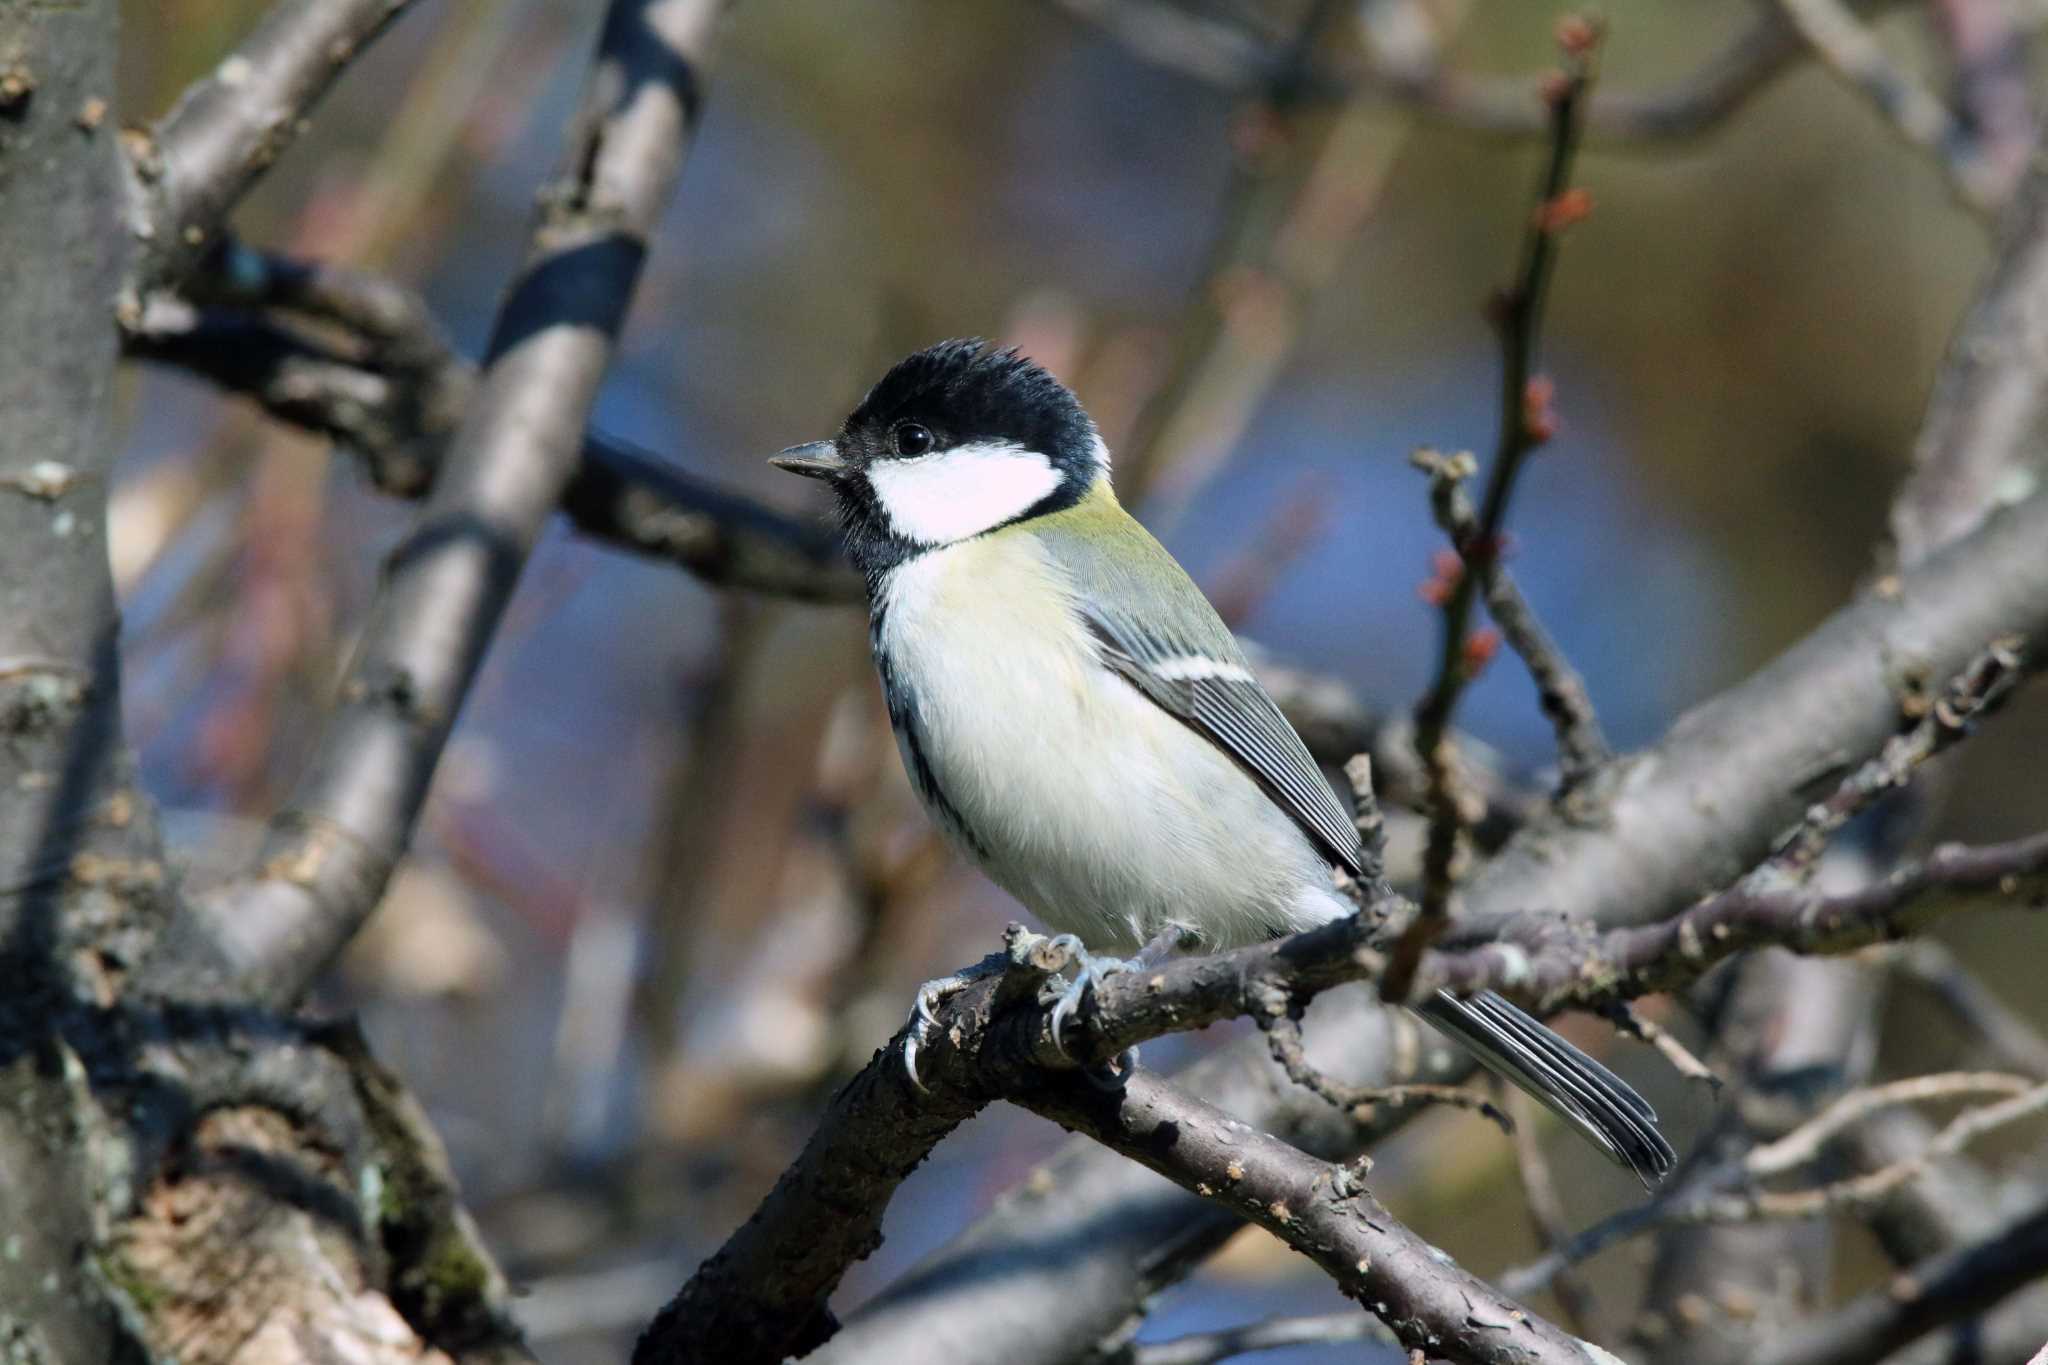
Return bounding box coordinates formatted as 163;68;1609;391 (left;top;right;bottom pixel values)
768;440;846;481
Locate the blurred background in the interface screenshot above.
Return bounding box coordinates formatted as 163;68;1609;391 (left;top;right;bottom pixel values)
111;1;2048;1359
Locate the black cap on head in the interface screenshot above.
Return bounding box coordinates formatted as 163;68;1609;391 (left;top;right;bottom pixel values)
842;339;1098;473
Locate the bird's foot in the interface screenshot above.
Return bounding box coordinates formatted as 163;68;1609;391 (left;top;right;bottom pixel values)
902;953;1007;1091
1042;935;1145;1087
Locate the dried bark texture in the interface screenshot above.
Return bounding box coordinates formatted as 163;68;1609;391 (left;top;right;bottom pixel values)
0;0;728;1358
815;997;1468;1365
0;0;157;1354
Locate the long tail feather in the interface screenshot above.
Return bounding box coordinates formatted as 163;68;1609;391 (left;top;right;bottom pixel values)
1418;990;1675;1186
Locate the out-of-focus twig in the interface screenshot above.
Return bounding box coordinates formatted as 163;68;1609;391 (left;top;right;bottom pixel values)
1390;17;1599;1001
1881;939;2048;1076
1773;0;1999;215
1694;1077;2048;1222
1052;0;1820;145
1751;1199;2048;1365
1600;1001;1721;1090
1936;0;2036;205
146;0;737;1008
1114;0;1418;510
122;0;428;302
1502;1085;1603;1340
1119;1312;1387;1365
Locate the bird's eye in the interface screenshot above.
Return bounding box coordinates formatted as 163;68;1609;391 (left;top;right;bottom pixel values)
892;422;935;457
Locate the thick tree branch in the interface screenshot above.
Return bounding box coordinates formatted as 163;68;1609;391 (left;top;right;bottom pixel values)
813;995;1471;1365
1020;1073;1614;1365
144;0;734;1009
674;818;2048;1359
122;0;425;301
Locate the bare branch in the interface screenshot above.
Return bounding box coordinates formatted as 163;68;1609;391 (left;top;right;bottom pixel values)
1891;130;2048;559
1416;447;1610;793
1019;1072;1608;1365
144;0;736;1008
1883;939;2048;1076
1769;636;2021;875
1686;1077;2048;1222
1751;1200;2048;1365
1052;0;1816;146
1773;0;1999;215
1260;1000;1506;1130
1395;26;1599;998
813;997;1472;1365
1599;1002;1721;1091
1503;1085;1605;1340
633;931;1066;1365
1121;1312;1388;1365
126;250;857;599
122;0;427;301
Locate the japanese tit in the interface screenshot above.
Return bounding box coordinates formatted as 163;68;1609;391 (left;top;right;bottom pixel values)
772;339;1672;1183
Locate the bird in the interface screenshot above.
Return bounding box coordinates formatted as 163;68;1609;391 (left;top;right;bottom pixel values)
770;338;1674;1184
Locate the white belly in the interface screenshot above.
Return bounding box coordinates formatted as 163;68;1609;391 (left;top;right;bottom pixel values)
873;534;1340;952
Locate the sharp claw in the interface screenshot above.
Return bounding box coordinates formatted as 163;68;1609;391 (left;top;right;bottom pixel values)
898;956;1007;1094
903;1031;929;1092
1042;938;1135;1059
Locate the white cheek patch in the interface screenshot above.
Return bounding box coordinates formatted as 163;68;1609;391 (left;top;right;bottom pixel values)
868;441;1064;546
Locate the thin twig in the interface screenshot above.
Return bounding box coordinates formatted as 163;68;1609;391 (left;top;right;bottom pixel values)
145;0;736;1009
1696;1078;2048;1221
1767;637;2022;876
1599;1001;1721;1091
1747;1071;2036;1177
1124;1312;1388;1365
1259;1001;1507;1131
1051;0;1826;146
122;0;428;303
1502;1085;1603;1339
1415;447;1610;793
1389;20;1600;1000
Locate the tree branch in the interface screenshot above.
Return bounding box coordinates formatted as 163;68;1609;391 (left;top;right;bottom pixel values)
1394;22;1599;998
122;0;427;301
1120;1311;1387;1365
142;0;735;1009
126;251;858;599
1050;0;1815;146
1752;1200;2048;1365
1020;1072;1614;1365
1773;0;1998;216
